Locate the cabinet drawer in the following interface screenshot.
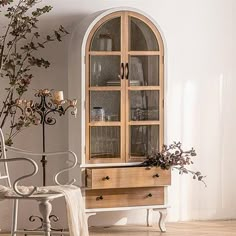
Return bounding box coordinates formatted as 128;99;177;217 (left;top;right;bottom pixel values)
85;187;164;209
86;167;171;189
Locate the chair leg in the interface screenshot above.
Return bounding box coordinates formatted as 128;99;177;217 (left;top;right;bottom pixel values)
38;200;52;236
11;199;18;236
158;209;167;232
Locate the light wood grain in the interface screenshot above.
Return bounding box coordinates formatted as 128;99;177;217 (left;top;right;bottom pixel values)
128;86;161;90
87;167;171;189
89;220;236;236
89;122;121;127
1;220;235;236
124;11;164;162
128;121;160;125
86;187;164;209
85;12;126;164
89;51;121;56
89;87;121;91
128;51;161;55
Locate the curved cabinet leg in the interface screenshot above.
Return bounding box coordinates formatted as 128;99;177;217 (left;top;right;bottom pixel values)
146;209;153;227
158;209;167;232
86;212;97;226
38;200;52;236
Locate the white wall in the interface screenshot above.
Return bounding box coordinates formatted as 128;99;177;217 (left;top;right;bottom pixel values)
0;0;235;230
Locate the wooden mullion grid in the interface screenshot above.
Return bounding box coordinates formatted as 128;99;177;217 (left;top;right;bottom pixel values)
128;86;160;91
89;51;121;56
85;12;124;164
124;12;129;163
89;122;121;126
120;11;127;163
128;121;160;126
89;86;121;91
128;51;160;56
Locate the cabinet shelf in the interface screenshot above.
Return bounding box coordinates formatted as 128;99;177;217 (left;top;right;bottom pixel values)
89;86;121;91
128;121;160;125
89;122;121;126
128;51;161;55
89;51;121;56
128;86;161;90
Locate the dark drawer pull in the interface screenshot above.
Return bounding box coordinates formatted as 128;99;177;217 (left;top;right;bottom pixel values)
102;176;110;181
96;196;103;201
146;193;152;198
153;173;160;178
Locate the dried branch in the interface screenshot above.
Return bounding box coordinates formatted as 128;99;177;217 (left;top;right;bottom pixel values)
0;0;69;143
141;142;207;187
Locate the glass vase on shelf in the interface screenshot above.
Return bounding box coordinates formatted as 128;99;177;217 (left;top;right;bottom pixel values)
91;107;105;121
98;33;113;51
92;61;102;86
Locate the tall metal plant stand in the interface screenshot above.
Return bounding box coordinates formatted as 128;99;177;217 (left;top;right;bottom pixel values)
12;89;77;234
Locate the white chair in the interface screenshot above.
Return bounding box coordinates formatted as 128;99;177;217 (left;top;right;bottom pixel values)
0;128;81;236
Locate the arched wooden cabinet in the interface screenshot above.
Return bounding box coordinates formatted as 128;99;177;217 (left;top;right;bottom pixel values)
69;7;170;232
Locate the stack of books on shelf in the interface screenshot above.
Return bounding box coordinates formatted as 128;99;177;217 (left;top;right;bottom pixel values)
106;80;121;86
106;80;141;86
130;80;141;86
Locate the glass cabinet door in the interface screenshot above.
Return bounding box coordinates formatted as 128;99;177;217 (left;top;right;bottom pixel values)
126;15;162;162
90;91;121;122
129;90;159;121
90;56;121;87
88;89;123;161
86;15;125;163
86;12;164;164
130;125;159;158
128;89;160;161
128;55;159;86
90;126;120;159
91;17;121;51
129;16;159;51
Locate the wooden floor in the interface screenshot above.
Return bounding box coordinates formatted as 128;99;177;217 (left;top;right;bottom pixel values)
89;220;236;236
0;220;235;235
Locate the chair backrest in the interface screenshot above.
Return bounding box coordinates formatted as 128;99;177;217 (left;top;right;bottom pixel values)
0;128;78;196
0;128;12;188
0;128;38;196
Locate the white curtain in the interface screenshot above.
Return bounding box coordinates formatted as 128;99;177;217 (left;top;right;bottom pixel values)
166;73;236;221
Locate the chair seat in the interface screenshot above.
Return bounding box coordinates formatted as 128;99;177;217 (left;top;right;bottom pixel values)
2;192;64;200
0;128;89;236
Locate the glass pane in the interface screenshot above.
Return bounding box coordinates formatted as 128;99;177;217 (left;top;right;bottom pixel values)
130;90;159;121
130;125;159;158
129;17;159;51
90;56;121;87
90;91;120;122
129;56;159;86
90;126;120;158
90;17;121;51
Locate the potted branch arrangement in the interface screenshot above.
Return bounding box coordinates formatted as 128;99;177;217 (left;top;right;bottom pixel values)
141;142;206;186
0;0;69;145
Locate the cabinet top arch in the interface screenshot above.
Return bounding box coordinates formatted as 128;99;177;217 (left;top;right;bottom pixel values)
87;11;164;53
70;7;166;57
